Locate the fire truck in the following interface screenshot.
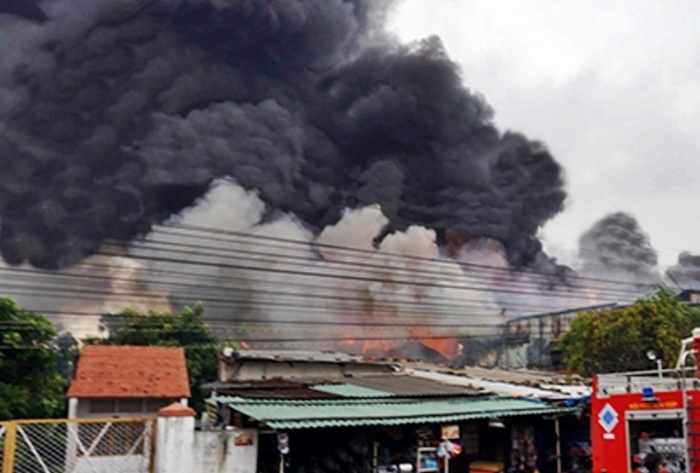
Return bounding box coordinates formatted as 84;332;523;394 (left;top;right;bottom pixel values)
591;329;700;472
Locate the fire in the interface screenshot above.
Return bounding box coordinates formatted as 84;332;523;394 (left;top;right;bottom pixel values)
352;329;459;362
362;340;398;358
409;327;459;361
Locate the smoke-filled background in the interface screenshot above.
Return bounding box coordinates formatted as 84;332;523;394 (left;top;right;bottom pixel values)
0;0;695;351
0;0;565;269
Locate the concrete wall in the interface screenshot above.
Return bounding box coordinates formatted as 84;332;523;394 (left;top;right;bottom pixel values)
157;415;195;473
193;429;258;473
156;409;258;473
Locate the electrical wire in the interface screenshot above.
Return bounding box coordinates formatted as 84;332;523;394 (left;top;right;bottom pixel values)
154;222;662;289
137;225;655;297
116;237;647;301
0;267;566;315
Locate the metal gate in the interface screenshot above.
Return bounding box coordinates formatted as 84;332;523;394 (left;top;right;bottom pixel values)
1;417;155;473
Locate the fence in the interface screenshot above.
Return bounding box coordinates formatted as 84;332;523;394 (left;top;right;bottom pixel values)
0;417;155;473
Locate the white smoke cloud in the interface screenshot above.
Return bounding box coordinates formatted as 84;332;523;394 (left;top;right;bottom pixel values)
119;179;505;355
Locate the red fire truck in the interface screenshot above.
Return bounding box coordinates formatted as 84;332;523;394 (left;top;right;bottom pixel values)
591;329;700;472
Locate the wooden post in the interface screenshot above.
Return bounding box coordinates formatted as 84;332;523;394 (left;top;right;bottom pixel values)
148;420;157;473
2;421;18;473
555;417;562;473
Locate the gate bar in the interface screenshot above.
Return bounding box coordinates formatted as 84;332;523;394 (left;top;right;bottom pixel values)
1;422;17;473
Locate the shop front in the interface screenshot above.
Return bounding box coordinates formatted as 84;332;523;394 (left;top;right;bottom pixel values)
218;396;579;473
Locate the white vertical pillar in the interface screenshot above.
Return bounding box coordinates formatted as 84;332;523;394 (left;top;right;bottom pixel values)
67;398;78;419
155;403;196;473
65;399;79;472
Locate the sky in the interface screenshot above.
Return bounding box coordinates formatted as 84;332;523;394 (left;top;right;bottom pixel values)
388;0;700;268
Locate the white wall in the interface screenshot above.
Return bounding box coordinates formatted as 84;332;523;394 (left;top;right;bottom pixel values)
156;414;258;473
194;429;258;473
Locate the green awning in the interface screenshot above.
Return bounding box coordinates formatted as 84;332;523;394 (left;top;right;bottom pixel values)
217;396;577;429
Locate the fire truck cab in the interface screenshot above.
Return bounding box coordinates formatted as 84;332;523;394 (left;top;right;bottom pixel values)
591;329;700;473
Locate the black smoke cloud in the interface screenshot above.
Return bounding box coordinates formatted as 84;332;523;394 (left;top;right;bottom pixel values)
0;0;566;269
578;212;660;283
666;252;700;290
0;0;46;22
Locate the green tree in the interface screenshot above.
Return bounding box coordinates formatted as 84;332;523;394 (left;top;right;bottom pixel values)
86;303;219;412
0;297;67;420
561;288;700;377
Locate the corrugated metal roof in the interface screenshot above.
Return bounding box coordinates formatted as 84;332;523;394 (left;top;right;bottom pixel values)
203;380;340;399
219;388;340;400
203;380;307;389
225;350;374;363
345;374;481;397
407;369;591;401
312;384;394;398
218;396;576;429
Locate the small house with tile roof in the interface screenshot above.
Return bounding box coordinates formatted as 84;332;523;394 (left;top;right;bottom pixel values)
67;345;191;418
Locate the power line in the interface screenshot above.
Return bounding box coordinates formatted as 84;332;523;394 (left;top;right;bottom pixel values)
0;266;561;315
91;246;639;303
119;236;647;301
0;219;656;331
0;331;513;351
154;222;661;290
144;227;649;297
0;218;662;349
0;284;503;319
0;312;503;330
0;260;551;309
0;253;632;318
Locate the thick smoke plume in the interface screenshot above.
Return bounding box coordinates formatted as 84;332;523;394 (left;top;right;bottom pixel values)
666;252;700;290
0;0;565;270
578;212;660;284
133;179;504;357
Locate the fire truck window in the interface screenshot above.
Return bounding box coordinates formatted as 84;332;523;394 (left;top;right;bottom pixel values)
628;419;685;473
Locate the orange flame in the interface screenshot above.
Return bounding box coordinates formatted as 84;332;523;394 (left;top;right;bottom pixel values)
409;327;459;361
362;340;397;357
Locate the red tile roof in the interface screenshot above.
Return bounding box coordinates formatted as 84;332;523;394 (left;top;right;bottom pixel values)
67;346;191;399
158;402;196;417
